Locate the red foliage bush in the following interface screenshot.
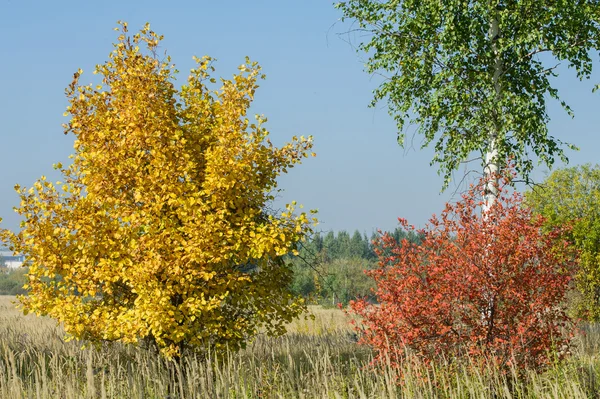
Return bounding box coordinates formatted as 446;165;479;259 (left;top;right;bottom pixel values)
349;174;577;371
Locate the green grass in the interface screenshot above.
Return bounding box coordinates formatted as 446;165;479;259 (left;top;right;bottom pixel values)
1;296;600;398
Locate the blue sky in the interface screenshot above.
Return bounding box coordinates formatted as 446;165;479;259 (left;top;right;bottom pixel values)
0;0;599;236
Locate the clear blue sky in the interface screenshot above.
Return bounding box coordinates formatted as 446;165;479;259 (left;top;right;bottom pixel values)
0;0;599;236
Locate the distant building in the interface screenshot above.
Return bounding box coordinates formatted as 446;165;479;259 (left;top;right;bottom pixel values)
0;250;25;269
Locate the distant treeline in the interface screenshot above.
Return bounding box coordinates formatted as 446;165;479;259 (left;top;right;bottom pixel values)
288;228;423;306
296;228;423;262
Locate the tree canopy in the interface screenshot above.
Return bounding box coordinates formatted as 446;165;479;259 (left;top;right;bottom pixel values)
526;164;600;321
336;0;600;188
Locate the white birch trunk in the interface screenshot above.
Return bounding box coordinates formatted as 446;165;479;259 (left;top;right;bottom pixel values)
483;14;502;215
483;139;498;214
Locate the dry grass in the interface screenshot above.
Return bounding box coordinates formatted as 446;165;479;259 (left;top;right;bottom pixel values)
0;295;600;398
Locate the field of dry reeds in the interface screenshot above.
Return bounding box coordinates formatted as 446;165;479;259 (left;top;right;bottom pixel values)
1;296;600;398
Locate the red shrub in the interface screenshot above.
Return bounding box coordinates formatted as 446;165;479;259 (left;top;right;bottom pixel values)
350;175;576;371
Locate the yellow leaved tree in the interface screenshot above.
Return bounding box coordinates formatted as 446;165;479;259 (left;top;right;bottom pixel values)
0;22;316;358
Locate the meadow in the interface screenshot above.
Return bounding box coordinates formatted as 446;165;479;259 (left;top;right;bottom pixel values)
1;296;600;398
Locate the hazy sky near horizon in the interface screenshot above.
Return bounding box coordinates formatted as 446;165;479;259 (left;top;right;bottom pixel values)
0;1;599;236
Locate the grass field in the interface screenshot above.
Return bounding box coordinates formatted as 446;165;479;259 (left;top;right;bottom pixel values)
1;296;600;398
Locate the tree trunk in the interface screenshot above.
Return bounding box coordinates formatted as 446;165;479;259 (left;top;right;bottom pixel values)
483;11;502;214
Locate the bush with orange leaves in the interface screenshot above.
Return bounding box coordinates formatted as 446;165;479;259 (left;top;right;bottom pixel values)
350;173;577;371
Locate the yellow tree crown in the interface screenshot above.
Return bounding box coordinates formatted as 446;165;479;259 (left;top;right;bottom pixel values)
1;22;317;358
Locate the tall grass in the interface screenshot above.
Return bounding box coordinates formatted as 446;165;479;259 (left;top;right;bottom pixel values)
1;295;599;398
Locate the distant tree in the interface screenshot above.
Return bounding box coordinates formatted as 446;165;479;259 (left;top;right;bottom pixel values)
526;164;600;321
0;22;316;359
0;268;28;295
336;231;351;258
322;231;338;262
289;264;316;298
349;230;368;258
321;257;376;306
312;233;324;253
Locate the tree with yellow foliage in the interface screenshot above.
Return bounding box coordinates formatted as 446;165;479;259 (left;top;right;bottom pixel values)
0;22;316;358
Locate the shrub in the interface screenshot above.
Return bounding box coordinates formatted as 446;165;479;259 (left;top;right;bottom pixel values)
350;174;577;371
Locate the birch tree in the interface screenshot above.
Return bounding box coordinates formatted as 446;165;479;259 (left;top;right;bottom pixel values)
336;0;600;207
